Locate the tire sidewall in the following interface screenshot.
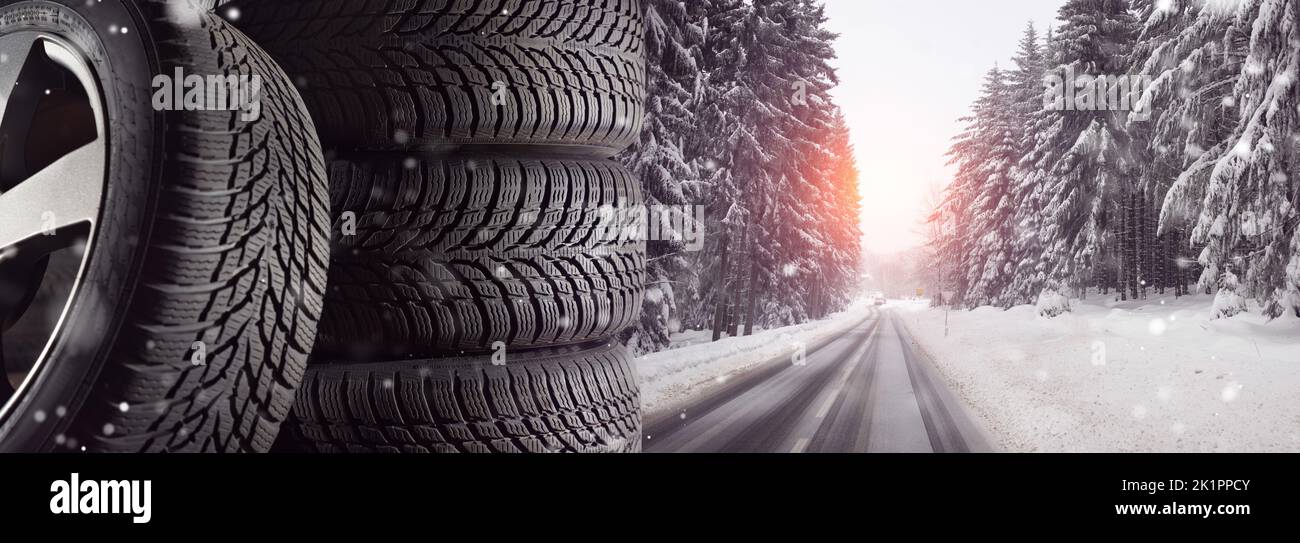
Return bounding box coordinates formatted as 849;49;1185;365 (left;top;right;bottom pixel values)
0;0;162;452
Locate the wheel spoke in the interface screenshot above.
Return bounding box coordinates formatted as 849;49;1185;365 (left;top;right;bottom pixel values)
0;139;104;254
0;32;39;125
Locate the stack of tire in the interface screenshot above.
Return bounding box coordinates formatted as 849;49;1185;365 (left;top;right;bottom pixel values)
227;0;648;453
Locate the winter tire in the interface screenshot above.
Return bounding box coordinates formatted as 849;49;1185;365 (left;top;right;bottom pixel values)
0;0;330;452
226;0;646;156
318;153;644;360
282;340;641;453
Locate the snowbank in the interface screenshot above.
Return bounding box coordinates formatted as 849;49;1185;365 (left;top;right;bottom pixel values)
636;302;873;417
895;296;1300;452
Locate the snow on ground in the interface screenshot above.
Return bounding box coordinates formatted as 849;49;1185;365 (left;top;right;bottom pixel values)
895;295;1300;452
637;301;873;417
662;328;719;351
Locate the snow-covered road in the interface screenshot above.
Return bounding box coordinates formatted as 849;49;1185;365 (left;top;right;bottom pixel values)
642;309;994;453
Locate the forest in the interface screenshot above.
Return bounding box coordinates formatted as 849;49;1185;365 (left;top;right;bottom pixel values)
927;0;1300;319
619;0;864;354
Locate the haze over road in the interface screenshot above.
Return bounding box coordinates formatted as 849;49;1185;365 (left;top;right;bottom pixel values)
645;309;993;453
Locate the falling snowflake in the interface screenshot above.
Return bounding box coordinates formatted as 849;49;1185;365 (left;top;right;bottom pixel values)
1132;405;1148;420
1221;382;1243;403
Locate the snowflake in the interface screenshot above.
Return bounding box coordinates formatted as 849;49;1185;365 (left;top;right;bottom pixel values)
1221;382;1242;403
1132;405;1148;420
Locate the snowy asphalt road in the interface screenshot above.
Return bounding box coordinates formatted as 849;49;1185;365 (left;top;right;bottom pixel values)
644;309;994;453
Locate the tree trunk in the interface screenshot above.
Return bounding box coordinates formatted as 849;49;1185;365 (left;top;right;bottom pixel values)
743;256;760;336
711;234;731;342
727;296;740;337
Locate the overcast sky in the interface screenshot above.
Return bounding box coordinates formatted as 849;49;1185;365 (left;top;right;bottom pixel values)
821;0;1066;255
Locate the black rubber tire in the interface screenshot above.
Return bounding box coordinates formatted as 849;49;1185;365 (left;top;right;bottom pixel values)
225;0;646;156
0;0;330;453
317;153;645;360
281;341;641;453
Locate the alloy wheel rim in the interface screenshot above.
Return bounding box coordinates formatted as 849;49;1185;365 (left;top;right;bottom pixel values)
0;32;107;423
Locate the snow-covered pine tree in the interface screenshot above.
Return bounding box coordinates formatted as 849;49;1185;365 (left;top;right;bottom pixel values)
665;0;863;341
1128;0;1234;300
819;109;864;315
918;181;949;307
1022;0;1140;310
691;0;858;337
947;67;1019;308
1213;267;1248;318
689;0;756;338
933;142;973;307
618;0;706;354
1005;23;1052;307
1192;0;1300;317
753;0;848;328
1009;22;1047;131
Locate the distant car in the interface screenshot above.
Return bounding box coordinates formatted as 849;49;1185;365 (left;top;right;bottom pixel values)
874;296;888;306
